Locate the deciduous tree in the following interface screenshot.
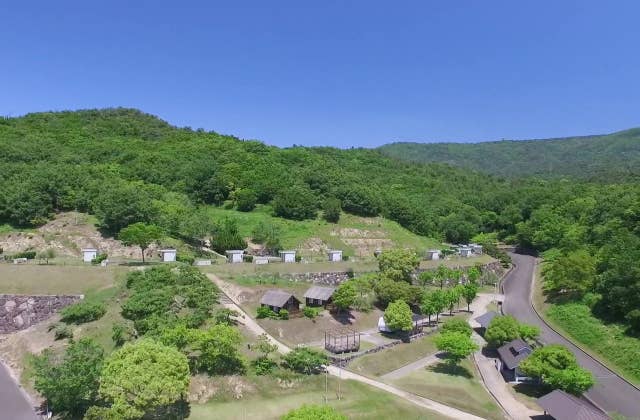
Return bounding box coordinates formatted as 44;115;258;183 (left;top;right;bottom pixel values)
119;222;164;262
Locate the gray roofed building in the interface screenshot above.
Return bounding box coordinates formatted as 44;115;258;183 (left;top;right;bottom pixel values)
497;338;532;370
304;286;335;301
261;290;297;308
475;311;499;329
537;390;609;420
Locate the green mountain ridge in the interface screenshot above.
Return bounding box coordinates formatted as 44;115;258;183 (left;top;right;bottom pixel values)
378;128;640;180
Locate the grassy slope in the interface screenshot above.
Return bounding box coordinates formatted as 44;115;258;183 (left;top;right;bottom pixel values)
207;205;442;258
532;263;640;386
190;375;449;420
378;128;640;180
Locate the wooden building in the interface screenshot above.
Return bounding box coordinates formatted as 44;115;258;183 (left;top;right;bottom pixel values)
304;286;335;307
260;290;300;313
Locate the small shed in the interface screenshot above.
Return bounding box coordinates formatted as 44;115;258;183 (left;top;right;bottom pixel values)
82;248;98;263
225;250;244;264
159;249;177;263
470;244;483;255
279;250;296;263
496;338;533;383
260;290;300;313
328;250;343;262
426;249;440;260
304;286;335;307
459;247;473;258
536;389;608;420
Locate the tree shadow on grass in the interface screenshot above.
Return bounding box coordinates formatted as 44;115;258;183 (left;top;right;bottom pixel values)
330;310;355;325
513;383;547;399
428;361;473;379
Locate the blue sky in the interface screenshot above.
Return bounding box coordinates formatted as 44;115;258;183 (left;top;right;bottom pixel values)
1;1;639;147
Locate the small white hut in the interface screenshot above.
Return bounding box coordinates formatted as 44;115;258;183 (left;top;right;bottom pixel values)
225;250;244;264
82;248;98;263
279;250;296;263
159;249;177;262
328;250;342;262
459;247;472;258
470;244;483;255
426;249;440;261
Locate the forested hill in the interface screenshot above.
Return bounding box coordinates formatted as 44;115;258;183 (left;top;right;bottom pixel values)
2;108;640;331
378;128;640;180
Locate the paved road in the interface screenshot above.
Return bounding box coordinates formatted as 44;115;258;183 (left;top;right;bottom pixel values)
0;362;39;420
502;253;640;418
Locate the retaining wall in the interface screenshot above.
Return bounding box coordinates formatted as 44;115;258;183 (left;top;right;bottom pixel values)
0;294;82;333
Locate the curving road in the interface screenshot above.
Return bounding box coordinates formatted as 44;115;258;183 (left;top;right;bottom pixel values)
0;362;39;420
502;253;640;418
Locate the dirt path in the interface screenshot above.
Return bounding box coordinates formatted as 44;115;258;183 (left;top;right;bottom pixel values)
207;274;484;420
468;293;541;420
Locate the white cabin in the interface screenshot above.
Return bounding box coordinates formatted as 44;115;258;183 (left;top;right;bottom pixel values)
159;249;177;263
459;247;472;258
82;248;98;263
279;250;296;263
328;250;342;262
225;250;244;264
426;249;440;260
470;244;483;255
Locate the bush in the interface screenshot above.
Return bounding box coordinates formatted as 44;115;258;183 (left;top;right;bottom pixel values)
243;254;254;263
441;317;472;337
322;197;342;223
295;254;302;263
282;347;328;374
111;323;134;347
282;404;347;420
49;323;73;340
272;186;317;220
91;253;108;265
257;306;277;319
485;315;520;347
279;309;289;320
13;250;36;259
176;253;195;265
60;301;107;324
235;188;257;212
251;357;277;375
303;306;320;319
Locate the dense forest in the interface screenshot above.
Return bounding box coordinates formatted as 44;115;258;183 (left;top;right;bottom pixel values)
1;108;639;331
378;129;640;180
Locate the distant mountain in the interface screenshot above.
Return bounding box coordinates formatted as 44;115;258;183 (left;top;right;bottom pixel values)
378;129;640;180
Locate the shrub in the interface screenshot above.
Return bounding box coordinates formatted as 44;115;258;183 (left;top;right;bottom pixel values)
50;323;73;340
282;347;328;374
282;404;347;420
257;306;276;319
278;309;289;320
272;186;317;220
251;357;277;375
243;254;254;263
13;250;36;259
441;317;472;337
176;253;195;265
91;253;108;265
60;301;107;324
485;315;520;347
303;306;320;319
112;323;134;347
295;254;302;263
235;188;257;212
322;197;342;223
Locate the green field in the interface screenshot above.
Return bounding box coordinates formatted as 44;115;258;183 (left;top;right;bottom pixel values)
0;264;124;294
189;375;448;420
390;359;503;420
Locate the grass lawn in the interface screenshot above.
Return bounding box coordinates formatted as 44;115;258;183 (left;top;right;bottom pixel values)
189;374;449;420
347;312;470;378
204;260;379;278
390;359;503;420
0;264;125;295
532;263;640;386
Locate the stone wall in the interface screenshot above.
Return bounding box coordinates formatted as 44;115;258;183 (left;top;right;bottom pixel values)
0;294;82;333
280;271;356;285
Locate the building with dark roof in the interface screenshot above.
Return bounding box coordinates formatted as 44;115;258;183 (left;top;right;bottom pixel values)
496;338;533;383
260;290;300;313
537;390;609;420
303;286;335;307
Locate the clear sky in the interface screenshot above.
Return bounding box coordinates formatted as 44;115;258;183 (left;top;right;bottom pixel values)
2;1;639;147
